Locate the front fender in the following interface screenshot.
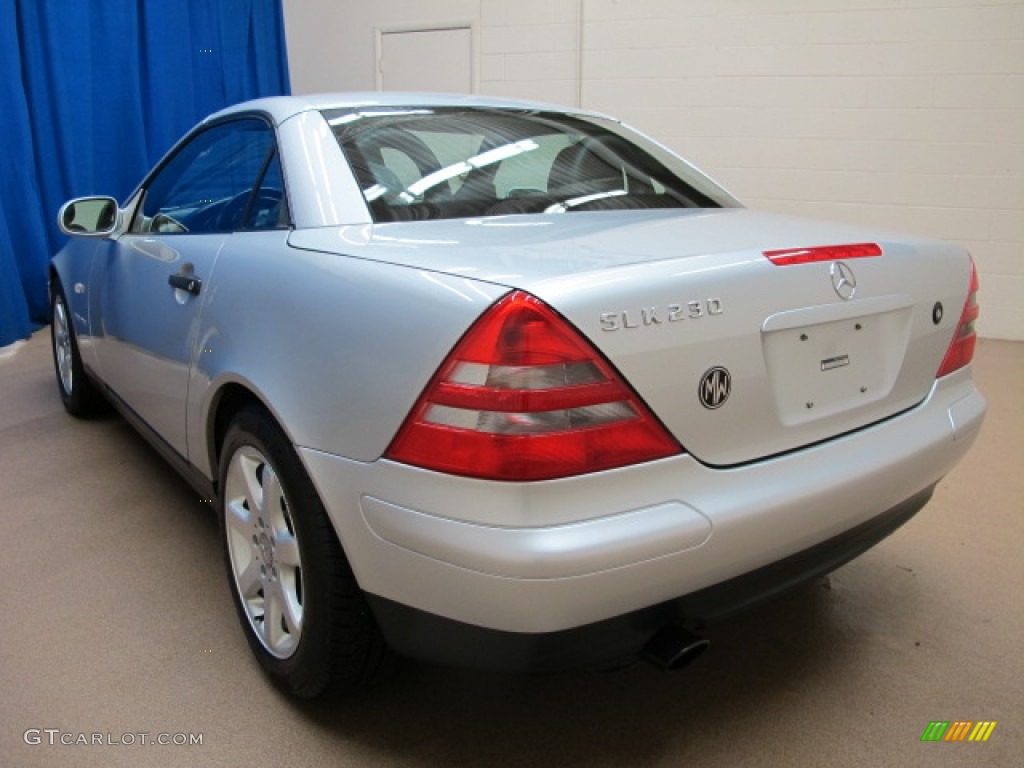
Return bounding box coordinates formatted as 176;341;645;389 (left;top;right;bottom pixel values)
50;239;103;371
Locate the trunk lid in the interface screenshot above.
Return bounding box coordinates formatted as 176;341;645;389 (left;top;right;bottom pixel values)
289;208;972;466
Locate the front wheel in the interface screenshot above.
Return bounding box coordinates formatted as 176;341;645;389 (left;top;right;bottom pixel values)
219;407;383;698
51;280;105;416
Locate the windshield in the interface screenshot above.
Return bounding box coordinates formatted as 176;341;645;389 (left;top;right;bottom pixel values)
322;107;740;222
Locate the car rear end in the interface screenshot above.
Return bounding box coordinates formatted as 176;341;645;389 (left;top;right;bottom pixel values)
286;98;985;671
291;215;984;672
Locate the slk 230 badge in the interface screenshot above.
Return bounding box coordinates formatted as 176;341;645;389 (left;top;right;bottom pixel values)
600;298;724;332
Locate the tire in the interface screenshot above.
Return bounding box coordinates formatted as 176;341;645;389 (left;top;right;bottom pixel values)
218;406;383;698
51;279;105;417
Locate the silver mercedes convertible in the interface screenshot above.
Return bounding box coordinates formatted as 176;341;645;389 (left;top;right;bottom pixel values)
50;93;986;698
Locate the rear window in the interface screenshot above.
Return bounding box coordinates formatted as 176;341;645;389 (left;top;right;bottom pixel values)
322;107;738;222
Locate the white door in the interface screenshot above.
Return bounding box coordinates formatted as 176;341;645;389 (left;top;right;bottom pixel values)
378;27;472;93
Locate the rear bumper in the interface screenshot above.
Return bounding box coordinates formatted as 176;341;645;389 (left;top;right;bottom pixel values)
367;484;933;671
299;367;984;664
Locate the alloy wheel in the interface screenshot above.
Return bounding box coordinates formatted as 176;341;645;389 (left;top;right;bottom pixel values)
53;296;73;395
223;445;304;659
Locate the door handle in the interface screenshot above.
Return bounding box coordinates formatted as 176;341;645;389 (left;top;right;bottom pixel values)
168;274;202;296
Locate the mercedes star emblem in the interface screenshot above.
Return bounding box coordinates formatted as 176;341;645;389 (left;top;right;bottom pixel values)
830;261;857;300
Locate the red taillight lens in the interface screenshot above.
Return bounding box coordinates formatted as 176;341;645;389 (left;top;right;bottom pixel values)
936;259;980;378
764;242;882;266
386;291;681;481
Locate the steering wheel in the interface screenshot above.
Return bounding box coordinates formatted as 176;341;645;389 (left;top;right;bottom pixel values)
216;188;283;230
151;212;189;233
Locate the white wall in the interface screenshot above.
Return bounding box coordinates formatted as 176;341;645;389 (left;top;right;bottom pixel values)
283;0;1024;340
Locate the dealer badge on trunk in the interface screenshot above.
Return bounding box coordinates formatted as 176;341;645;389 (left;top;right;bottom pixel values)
699;366;732;409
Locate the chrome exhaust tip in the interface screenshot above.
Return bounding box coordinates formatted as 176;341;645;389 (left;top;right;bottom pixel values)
640;625;709;671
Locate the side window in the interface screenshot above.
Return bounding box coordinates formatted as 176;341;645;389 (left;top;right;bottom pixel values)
379;147;422;190
493;134;574;198
135;119;278;235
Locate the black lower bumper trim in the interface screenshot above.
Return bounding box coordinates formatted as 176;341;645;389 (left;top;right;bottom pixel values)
367;484;935;672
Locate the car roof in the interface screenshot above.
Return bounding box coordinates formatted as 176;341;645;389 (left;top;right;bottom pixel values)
204;92;614;126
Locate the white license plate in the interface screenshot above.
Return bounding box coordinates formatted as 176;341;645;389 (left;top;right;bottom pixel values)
762;305;912;426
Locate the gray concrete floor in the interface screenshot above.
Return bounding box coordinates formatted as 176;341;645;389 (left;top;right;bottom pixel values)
1;330;1021;768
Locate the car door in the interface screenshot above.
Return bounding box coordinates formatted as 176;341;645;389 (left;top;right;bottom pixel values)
93;117;285;457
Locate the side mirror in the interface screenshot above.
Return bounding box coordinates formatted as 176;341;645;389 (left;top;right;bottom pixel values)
58;196;120;237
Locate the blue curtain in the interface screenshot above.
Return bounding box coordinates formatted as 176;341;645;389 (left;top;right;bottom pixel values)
0;0;290;347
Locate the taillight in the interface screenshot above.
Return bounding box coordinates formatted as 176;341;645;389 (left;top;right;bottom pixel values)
386;290;680;481
936;259;980;378
764;242;882;266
